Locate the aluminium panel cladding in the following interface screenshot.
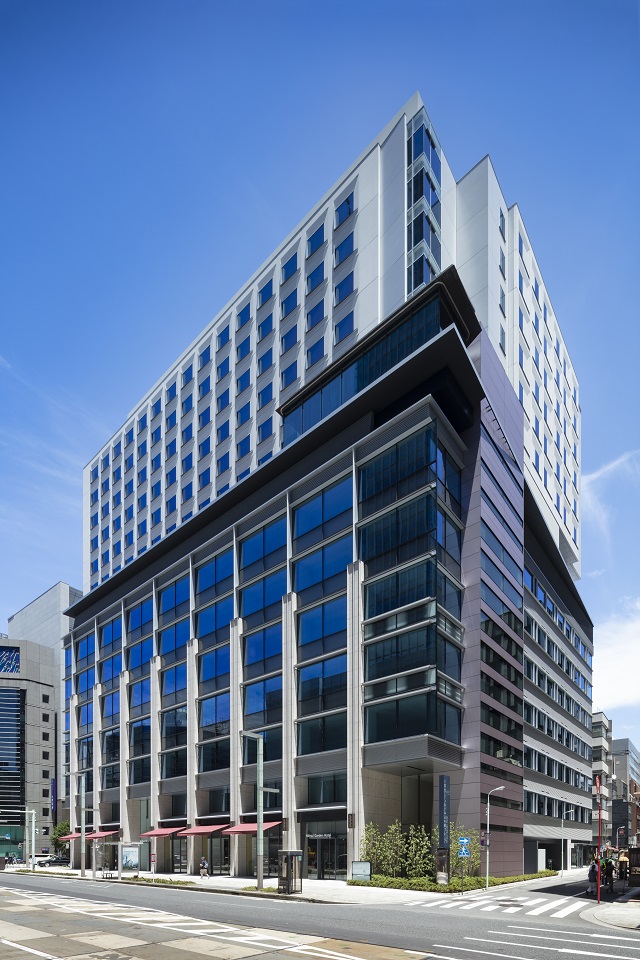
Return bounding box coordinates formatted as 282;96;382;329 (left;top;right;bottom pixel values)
83;93;452;593
455;159;582;579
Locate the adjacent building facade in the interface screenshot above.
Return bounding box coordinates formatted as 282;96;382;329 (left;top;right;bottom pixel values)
612;738;640;849
0;583;80;860
65;94;592;878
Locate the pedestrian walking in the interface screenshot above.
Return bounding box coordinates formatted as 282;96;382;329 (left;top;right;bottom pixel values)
199;856;208;878
605;858;614;894
586;861;597;895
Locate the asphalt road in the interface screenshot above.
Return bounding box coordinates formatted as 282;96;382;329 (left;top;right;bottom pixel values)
1;871;639;960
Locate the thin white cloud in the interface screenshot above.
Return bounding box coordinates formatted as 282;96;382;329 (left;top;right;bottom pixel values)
592;597;640;711
584;569;605;578
582;449;640;555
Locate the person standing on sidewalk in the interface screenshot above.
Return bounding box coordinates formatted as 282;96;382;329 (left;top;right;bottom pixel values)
200;856;208;878
586;861;597;895
604;858;615;895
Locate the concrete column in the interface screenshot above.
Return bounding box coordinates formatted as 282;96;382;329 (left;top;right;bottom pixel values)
229;617;243;877
92;682;102;830
185;629;198;874
346;560;364;875
119;669;130;841
281;592;298;850
149;654;161;830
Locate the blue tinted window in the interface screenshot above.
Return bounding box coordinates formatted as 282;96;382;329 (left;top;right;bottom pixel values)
307;223;324;257
199;436;211;457
258;382;273;408
307;262;324;294
237;436;251;459
335;232;354;266
282;252;298;283
199;643;230;685
199;406;211;428
182;423;193;443
218;325;230;348
259;278;273;307
282;361;297;388
258;418;272;443
237;337;250;361
258;348;273;375
237;402;251;426
152;481;162;499
182;364;193;386
335;192;354;227
182;394;193;415
307;338;324;367
152;508;161;526
294;535;352;593
196;548;233;602
200;691;231;738
335;311;354;343
167;466;177;486
240;516;286;573
258;313;273;341
199;376;211;398
217;357;229;381
217;420;230;442
138;415;147;432
152;454;161;472
282;289;298;319
199;467;211;489
281;325;298;353
307;299;325;329
151;426;161;445
182;481;193;503
166;383;176;402
166;410;177;430
240;568;287;619
166;495;177;514
159;617;190;656
217;452;230;475
199;345;211;367
196;595;234;643
237;370;251;393
217;389;230;412
335;272;354;305
125;454;134;472
238;303;251;328
126;427;134;446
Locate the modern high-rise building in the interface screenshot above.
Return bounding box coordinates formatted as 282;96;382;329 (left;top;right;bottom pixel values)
591;711;613;849
65;93;592;878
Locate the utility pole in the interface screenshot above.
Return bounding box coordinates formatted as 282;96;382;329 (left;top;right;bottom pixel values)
80;774;86;878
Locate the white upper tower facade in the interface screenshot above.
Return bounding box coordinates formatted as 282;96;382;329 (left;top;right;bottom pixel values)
83;93;581;592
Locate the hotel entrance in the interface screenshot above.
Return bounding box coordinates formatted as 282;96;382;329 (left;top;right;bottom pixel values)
306;833;347;879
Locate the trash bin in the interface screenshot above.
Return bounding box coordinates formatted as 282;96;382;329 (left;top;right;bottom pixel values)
277;850;302;894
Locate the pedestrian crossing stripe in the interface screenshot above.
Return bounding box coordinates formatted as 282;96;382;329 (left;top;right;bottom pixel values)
401;894;586;919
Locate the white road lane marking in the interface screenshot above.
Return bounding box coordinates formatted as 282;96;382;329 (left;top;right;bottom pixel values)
0;942;60;960
493;930;640;951
526;898;567;914
550;900;586;918
462;937;639;958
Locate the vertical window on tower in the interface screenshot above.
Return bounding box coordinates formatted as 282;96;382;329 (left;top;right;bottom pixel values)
499;325;506;354
499;248;506;277
499;287;506;315
499;208;506;239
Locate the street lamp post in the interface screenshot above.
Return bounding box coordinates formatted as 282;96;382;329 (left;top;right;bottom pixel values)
486;785;505;891
596;774;602;905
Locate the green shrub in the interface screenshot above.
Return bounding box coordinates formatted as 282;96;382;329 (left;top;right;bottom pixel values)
347;868;556;893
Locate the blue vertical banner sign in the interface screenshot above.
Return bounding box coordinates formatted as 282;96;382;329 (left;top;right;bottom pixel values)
439;774;450;849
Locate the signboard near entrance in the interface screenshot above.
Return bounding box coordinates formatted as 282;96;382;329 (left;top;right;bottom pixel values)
439;775;450;849
307;833;331;839
351;861;371;881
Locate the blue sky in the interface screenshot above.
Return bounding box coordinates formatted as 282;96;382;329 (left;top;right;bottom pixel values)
1;1;638;740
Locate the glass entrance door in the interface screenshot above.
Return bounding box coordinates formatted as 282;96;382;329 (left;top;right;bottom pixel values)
307;838;341;879
172;836;187;873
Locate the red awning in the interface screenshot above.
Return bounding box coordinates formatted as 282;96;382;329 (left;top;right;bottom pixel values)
222;821;282;835
59;833;81;841
140;827;184;838
178;824;229;836
84;830;119;840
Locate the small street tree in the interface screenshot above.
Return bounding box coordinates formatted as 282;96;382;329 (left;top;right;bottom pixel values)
378;819;406;877
359;821;382;874
52;820;70;855
405;823;435;878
